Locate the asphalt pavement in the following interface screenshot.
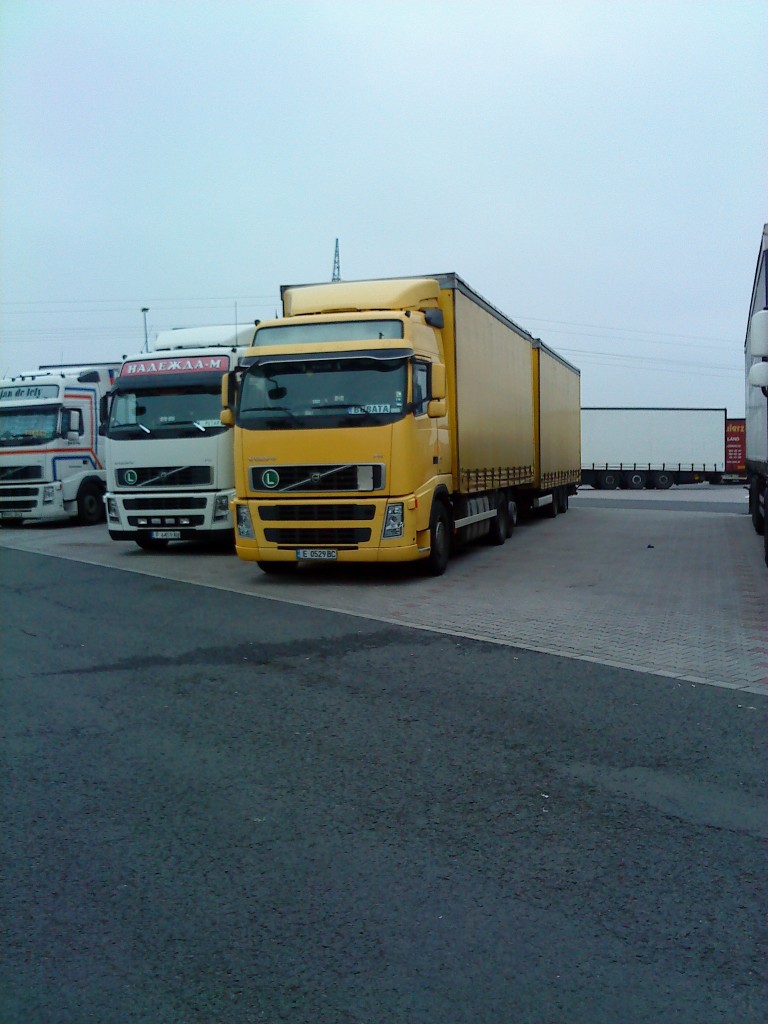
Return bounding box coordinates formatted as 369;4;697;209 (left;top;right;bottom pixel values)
2;501;767;1023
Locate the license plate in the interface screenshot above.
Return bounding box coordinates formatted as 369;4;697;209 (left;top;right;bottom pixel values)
0;511;20;518
296;548;337;560
151;530;181;540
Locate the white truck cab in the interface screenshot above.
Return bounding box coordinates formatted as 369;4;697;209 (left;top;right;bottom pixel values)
0;364;119;526
103;325;255;550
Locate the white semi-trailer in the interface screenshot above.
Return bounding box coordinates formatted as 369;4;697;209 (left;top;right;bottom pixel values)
580;407;726;489
745;223;768;567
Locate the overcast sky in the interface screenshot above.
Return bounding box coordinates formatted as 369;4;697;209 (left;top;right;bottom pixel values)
1;0;765;415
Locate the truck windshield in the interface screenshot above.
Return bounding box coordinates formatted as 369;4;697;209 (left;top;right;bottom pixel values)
238;357;409;429
253;320;404;346
108;386;225;439
0;406;60;446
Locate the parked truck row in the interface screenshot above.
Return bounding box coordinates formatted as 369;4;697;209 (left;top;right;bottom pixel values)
745;223;768;568
9;252;760;570
221;274;581;575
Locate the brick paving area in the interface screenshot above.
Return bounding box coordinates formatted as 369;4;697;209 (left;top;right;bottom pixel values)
1;503;766;694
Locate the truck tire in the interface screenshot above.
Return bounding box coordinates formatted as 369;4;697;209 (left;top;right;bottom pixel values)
487;495;509;546
76;481;105;525
624;471;647;490
423;502;450;576
257;560;298;575
750;478;765;535
764;518;768;569
597;471;619;490
506;500;518;537
652;471;674;490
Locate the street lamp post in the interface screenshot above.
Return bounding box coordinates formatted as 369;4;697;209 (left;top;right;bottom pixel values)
141;307;149;351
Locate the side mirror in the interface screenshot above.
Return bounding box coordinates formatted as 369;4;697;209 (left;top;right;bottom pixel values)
427;398;447;418
425;308;444;329
220;408;235;427
750;309;768;357
221;370;237;413
430;363;446;400
748;361;768;387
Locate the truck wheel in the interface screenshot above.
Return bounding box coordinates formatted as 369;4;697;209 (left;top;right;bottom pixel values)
624;471;646;490
598;471;619;490
487;495;509;546
257;560;298;575
136;537;169;552
652;471;674;490
76;482;105;525
750;479;765;535
423;502;450;576
506;500;518;537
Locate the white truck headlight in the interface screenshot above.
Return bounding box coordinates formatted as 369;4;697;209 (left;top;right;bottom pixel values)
106;497;120;522
236;504;255;539
42;485;55;505
213;494;230;521
382;502;404;539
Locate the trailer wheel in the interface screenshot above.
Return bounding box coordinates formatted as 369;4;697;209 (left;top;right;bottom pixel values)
487;494;509;546
257;560;298;575
652;471;674;490
624;471;647;490
423;502;450;576
506;500;518;537
598;471;620;490
76;481;105;525
764;517;768;569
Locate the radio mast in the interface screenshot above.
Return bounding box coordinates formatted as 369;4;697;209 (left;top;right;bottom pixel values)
332;238;341;282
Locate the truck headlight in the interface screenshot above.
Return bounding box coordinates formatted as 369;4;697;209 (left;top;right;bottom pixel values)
382;502;404;539
213;494;230;521
106;497;120;522
236;504;255;539
42;485;55;505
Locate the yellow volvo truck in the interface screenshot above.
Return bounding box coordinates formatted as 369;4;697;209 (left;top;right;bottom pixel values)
221;274;580;575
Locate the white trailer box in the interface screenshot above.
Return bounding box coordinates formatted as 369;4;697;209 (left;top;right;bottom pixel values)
581;407;726;489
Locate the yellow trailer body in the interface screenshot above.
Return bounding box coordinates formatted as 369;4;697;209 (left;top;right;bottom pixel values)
533;342;582;489
448;287;536;492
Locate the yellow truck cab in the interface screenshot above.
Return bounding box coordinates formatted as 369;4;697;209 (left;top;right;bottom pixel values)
222;274;580;575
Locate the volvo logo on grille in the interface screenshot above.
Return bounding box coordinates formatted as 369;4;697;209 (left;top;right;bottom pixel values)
310;472;321;484
124;469;138;485
262;469;280;488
